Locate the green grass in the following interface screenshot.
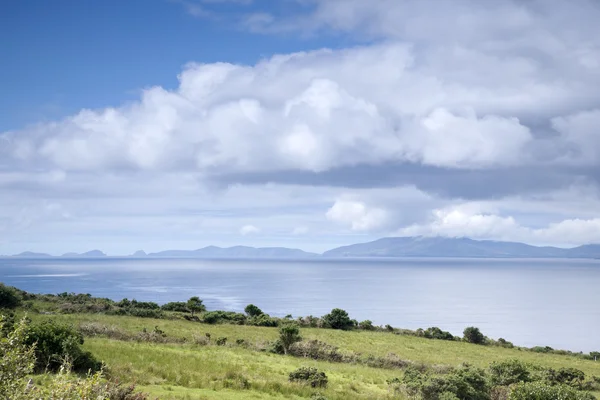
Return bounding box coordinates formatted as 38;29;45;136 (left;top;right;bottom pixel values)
85;339;399;399
30;313;600;377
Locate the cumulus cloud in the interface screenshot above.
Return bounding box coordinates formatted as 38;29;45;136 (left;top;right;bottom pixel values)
326;199;388;232
3;0;600;252
239;224;260;235
398;205;600;246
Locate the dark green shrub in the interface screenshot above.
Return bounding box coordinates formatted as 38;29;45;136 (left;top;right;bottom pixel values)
216;337;227;346
129;299;160;310
322;308;353;330
235;338;246;346
289;367;328;388
423;327;454;341
489;359;531;386
202;311;246;325
248;314;278;327
496;338;514;348
463;327;486;344
244;304;263;317
401;364;489;400
545;368;586;389
359;320;375;330
509;382;595;400
24;320;101;373
279;323;302;355
161;301;189;312
0;284;21;309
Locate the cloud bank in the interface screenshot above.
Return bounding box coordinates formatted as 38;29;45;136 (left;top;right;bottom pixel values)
2;0;600;253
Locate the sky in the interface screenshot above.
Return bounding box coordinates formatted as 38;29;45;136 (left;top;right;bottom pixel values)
2;0;600;255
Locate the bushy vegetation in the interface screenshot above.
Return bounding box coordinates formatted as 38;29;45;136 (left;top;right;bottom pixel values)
1;316;148;399
289;367;328;388
464;326;486;344
24;319;102;373
0;283;22;309
322;308;354;330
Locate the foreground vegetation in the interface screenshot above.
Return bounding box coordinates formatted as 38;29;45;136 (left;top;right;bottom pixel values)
1;282;599;399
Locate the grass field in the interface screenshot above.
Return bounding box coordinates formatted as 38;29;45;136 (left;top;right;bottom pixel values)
27;313;600;399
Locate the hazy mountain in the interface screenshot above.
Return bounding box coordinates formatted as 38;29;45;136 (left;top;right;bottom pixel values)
61;250;107;257
148;246;318;258
131;250;147;257
323;237;600;258
13;251;53;257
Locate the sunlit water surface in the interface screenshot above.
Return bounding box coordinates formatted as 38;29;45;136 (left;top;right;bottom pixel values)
1;257;598;352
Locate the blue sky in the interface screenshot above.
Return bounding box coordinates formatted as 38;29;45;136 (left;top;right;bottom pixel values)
2;0;600;255
2;0;348;130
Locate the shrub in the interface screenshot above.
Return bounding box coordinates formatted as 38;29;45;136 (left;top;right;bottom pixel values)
545;367;586;389
401;364;489;400
223;371;250;389
288;340;344;362
202;311;246;325
423;327;454;341
244;304;263;317
0;283;22;309
216;336;228;346
489;359;531;386
24;320;102;373
248;314;278;327
509;382;595;400
289;367;328;388
279;323;302;355
161;301;189;312
463;327;486;345
359;320;375;330
322;308;353;330
0;316;35;398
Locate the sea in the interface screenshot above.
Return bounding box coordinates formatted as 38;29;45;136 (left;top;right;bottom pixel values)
1;257;598;352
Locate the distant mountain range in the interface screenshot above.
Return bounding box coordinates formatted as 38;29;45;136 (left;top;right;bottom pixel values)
145;246;318;258
323;237;600;259
8;237;600;259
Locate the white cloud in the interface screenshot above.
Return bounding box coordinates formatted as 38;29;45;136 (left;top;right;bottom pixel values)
398;205;600;247
326;199;388;232
239;224;260;235
3;0;600;252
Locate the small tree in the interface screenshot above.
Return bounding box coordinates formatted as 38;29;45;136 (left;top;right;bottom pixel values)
279;323;302;355
0;316;35;398
244;304;263;317
322;308;353;330
187;296;206;317
463;326;485;345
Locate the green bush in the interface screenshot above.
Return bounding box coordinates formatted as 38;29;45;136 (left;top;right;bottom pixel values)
289;367;328;388
279;323;302;355
463;327;486;345
401;364;489;400
423;327;454;341
0;283;22;309
509;382;595;400
545;367;586;389
248;314;278;327
202;311;246;325
358;320;375;330
244;304;263;317
161;301;189;312
24;320;101;373
322;308;353;330
489;359;531;386
216;337;228;346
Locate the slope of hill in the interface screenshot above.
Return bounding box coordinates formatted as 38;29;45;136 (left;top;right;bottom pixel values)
323;236;600;258
148;245;318;258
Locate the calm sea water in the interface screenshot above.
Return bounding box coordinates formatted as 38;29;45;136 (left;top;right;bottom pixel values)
0;257;598;352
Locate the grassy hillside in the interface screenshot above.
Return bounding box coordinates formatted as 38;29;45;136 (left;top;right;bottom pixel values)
27;313;600;399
